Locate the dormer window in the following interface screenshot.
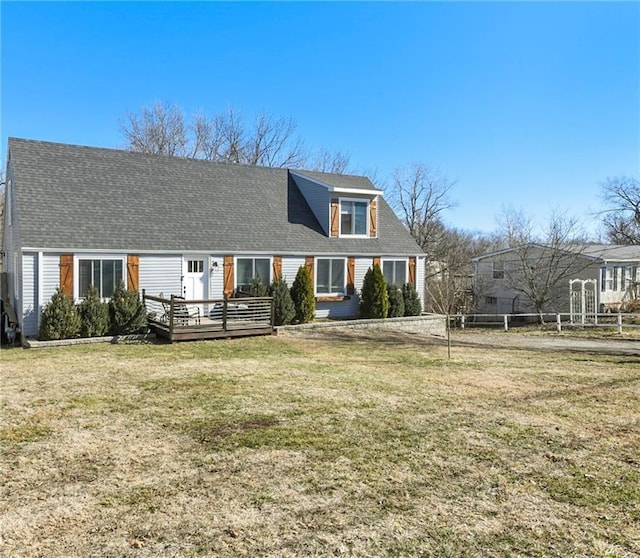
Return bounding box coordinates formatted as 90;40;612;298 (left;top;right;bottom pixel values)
340;199;368;236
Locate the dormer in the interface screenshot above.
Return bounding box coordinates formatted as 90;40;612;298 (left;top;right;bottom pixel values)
290;170;382;238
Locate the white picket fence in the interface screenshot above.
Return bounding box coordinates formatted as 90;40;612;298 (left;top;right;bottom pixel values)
453;312;640;334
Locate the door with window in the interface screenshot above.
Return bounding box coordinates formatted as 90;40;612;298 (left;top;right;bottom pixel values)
183;257;208;305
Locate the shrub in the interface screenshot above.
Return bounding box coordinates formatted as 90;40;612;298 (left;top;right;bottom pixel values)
77;284;110;337
290;265;315;324
402;283;422;316
109;281;147;335
360;264;389;319
39;288;81;340
248;276;269;297
386;283;405;318
270;278;295;326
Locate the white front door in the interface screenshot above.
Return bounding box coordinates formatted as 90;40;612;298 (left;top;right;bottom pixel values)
183;257;208;303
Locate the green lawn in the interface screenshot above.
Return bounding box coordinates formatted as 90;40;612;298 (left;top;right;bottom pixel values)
1;331;638;557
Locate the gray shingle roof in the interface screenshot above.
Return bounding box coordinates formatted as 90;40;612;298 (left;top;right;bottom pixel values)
9;138;422;256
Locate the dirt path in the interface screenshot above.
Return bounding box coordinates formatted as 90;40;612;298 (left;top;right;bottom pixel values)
449;331;640;356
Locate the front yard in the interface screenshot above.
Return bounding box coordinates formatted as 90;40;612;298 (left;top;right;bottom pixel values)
1;331;638;557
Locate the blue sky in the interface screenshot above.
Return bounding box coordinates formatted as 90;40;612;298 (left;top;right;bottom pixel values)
1;1;638;237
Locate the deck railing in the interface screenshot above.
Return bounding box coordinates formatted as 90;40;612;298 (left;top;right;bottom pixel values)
142;291;274;341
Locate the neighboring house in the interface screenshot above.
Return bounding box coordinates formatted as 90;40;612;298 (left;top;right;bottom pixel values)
2;138;425;338
473;243;640;315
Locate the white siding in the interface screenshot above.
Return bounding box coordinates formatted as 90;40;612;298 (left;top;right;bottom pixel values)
416;256;425;306
139;255;182;297
281;257;306;286
42;253;62;306
21;253;38;338
209;256;224;299
355;257;373;292
316;297;360;319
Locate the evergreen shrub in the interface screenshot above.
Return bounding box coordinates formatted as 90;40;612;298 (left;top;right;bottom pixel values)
77;284;110;337
109;281;147;335
270;278;295;326
39;288;81;340
360;264;389;319
402;283;422;316
290;265;315;324
386;283;405;318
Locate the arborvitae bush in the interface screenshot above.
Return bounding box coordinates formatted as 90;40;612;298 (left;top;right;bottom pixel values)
270;278;295;326
290;265;315;324
402;282;422;316
39;287;81;340
248;276;269;297
386;283;405;318
109;281;147;335
77;284;110;337
360;264;389;319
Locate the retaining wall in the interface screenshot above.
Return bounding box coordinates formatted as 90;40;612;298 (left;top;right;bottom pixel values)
277;314;446;337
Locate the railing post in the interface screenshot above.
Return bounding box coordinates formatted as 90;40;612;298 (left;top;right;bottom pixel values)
461;315;465;330
270;297;275;327
169;294;175;335
222;297;228;332
618;312;623;335
556;313;562;332
503;314;508;331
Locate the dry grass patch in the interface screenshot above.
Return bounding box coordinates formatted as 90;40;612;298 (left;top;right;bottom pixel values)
1;332;638;557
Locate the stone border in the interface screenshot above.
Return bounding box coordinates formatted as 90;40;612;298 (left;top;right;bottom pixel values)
276;314;446;337
22;333;157;349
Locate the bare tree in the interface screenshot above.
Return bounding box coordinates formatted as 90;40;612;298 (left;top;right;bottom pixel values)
388;163;456;259
120;102;189;157
495;208;591;321
600;175;640;244
120;101;348;170
306;148;352;174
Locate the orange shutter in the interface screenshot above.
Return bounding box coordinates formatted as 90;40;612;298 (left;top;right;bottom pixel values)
409;257;416;286
330;198;339;237
273;256;282;281
347;257;355;295
373;256;381;269
223;256;234;297
369;199;377;237
60;254;74;298
305;256;315;290
127;254;140;292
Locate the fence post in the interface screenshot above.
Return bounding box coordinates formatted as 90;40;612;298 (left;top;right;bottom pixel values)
461;315;465;330
556;313;561;332
504;314;509;331
618;312;623;335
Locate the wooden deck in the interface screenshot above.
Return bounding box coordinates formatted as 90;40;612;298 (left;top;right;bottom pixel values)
142;292;274;342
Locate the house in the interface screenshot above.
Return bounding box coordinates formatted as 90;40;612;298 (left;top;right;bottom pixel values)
473;243;640;315
2;138;425;339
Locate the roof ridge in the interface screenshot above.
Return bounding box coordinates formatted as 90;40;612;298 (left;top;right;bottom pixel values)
7;137;366;179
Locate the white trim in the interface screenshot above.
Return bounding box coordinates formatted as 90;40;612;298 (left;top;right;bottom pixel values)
381;257;408;286
234;255;273;292
339;197;369;238
24;247;424;258
73;253;127;300
289;171;383;197
37;251;44;332
315;257;348;296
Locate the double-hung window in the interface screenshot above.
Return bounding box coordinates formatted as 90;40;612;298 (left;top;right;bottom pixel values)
492;261;505;279
340;200;368;236
236;257;271;292
382;259;407;287
316;258;346;295
78;258;124;298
